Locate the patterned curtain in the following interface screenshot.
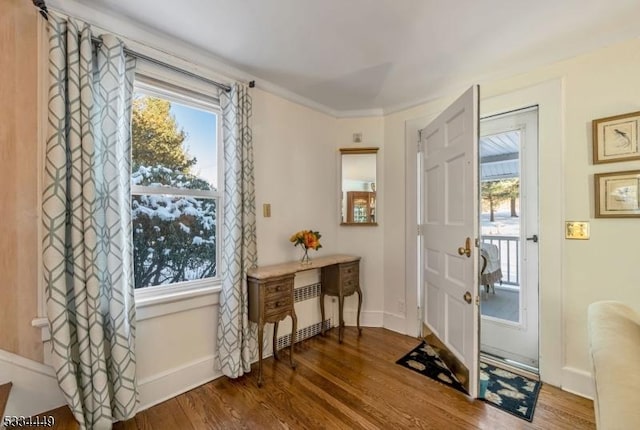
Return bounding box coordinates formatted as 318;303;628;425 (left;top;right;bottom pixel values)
42;14;138;429
216;84;258;378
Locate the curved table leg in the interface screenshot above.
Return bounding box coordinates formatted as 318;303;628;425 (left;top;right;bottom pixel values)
290;312;297;369
272;321;279;361
338;293;345;344
257;323;264;387
356;287;363;336
320;291;326;336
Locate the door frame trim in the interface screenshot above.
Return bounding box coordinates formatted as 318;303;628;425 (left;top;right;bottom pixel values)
481;79;564;386
406;78;564;387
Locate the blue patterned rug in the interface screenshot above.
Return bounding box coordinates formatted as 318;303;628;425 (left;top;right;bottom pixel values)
395;341;467;394
396;342;541;422
480;362;541;422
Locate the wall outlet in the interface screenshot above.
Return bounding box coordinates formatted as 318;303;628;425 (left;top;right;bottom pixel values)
398;300;405;313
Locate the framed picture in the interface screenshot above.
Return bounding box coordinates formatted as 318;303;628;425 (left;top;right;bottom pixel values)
592;111;640;164
594;170;640;218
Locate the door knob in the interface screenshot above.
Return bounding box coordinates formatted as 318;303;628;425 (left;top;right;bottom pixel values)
463;291;472;304
457;237;472;258
526;234;539;243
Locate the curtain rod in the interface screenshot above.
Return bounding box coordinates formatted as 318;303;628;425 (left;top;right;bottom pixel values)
31;0;256;92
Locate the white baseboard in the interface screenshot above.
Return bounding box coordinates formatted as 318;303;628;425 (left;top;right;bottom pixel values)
138;354;222;411
0;349;66;417
343;310;384;327
0;348;226;418
383;312;409;335
561;366;594;399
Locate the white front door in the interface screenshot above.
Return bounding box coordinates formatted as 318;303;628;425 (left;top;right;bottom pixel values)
420;86;479;396
479;107;539;369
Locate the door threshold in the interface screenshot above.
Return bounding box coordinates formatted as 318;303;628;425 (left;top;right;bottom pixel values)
480;352;539;381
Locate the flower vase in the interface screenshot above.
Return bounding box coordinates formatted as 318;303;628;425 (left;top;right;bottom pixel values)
300;248;311;265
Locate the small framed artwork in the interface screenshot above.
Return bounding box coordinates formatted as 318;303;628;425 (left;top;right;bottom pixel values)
592;111;640;164
594;170;640;218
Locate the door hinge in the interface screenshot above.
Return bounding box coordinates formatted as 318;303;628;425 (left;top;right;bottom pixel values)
417;225;422;235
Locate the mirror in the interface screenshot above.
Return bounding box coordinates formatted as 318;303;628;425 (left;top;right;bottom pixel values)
340;147;378;225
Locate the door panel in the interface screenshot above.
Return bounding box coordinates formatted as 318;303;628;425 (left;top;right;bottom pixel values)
426;283;442;336
446;155;466;224
421;85;479;396
425;167;441;222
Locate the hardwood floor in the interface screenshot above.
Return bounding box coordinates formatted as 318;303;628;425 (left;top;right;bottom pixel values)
0;382;12;418
43;328;595;429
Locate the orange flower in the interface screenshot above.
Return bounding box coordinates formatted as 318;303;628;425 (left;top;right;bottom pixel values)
303;232;319;250
290;229;322;250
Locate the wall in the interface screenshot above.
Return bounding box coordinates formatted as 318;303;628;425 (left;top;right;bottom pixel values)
335;118;385;326
383;37;640;397
0;0;44;363
253;89;339;265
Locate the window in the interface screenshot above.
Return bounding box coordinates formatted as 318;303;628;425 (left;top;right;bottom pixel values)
131;76;221;294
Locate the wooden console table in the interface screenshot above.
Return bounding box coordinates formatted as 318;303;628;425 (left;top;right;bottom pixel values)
247;254;362;386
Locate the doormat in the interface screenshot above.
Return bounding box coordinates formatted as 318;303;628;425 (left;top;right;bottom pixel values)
480;362;541;422
395;341;467;394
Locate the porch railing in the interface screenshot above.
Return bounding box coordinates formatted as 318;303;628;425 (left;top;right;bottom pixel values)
481;235;519;286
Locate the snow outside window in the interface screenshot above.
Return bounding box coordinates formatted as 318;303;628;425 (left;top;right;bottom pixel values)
131;80;221;293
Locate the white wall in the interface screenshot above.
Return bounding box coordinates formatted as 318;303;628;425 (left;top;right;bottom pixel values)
135;293;221;409
383;37;640;397
253;89;338;265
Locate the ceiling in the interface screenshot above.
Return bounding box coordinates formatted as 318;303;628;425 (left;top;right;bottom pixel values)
480;130;519;181
68;0;640;115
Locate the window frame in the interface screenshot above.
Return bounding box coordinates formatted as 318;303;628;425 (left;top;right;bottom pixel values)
132;68;224;305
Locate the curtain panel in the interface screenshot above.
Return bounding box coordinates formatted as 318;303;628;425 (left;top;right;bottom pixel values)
42;13;138;429
216;83;258;378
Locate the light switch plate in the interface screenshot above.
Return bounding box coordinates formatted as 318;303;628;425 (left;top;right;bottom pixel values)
263;203;271;218
565;221;589;239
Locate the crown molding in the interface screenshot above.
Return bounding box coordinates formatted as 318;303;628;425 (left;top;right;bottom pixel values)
335;108;384;119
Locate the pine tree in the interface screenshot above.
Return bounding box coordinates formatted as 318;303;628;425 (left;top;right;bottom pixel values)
131;96;216;289
481;179;517;222
131;96;196;172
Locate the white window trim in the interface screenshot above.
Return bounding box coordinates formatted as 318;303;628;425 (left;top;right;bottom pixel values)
131;63;225;305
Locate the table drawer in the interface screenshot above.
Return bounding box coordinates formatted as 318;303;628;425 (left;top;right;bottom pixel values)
342;276;358;295
340;261;359;278
264;280;292;297
264;294;292;318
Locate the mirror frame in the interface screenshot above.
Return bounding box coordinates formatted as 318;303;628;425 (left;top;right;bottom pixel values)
339;147;379;226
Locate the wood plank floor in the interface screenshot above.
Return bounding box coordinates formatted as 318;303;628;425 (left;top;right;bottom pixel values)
0;382;12;418
43;328;595;429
